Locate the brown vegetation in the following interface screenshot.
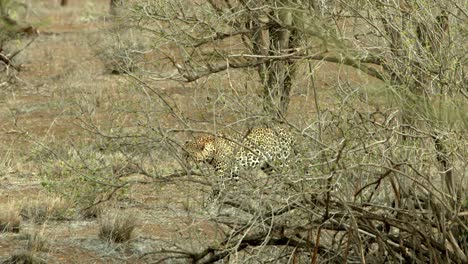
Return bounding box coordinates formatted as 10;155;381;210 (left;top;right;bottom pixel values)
0;0;466;263
98;214;136;243
25;232;50;253
0;206;21;233
2;251;46;264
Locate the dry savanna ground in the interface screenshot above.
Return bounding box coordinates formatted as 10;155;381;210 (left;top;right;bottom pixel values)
1;0;389;263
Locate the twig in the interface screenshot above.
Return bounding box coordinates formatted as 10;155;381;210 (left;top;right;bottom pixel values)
8;35;38;61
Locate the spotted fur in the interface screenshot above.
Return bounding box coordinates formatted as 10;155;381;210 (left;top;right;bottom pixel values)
183;125;294;176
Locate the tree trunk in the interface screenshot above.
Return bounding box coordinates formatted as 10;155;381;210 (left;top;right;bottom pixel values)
252;1;297;118
60;0;68;6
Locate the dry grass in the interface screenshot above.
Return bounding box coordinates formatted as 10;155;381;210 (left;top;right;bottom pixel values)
1;0;158;261
1;251;46;264
81;204;104;219
98;214;136;243
25;232;50;253
20;197;71;224
0;205;21;233
0;0;464;262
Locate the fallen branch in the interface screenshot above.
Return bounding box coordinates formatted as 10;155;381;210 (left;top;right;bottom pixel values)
140;229;343;263
0;49;18;70
1;36;37;71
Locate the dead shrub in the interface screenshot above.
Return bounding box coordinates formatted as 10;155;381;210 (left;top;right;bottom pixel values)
0;206;21;233
20;197;70;224
39;146;130;211
25;232;50;253
88;27;149;75
1;251;46;264
98;214;136;243
81;204;104;219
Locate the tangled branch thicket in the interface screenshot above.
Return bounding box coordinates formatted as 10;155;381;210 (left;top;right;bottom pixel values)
44;0;467;263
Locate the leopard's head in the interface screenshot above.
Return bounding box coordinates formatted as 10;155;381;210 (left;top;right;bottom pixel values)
183;135;217;164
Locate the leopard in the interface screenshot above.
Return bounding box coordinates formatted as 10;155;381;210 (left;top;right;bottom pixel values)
183;125;294;178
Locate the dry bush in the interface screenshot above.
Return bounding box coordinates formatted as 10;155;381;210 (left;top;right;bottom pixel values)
37;143;132;211
1;251;45;264
23;0;464;262
122;0;467;263
0;205;21;233
25;232;50;253
98;214;136;243
81;204;104;219
20;197;71;224
0;0;36;80
87;23;152;75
